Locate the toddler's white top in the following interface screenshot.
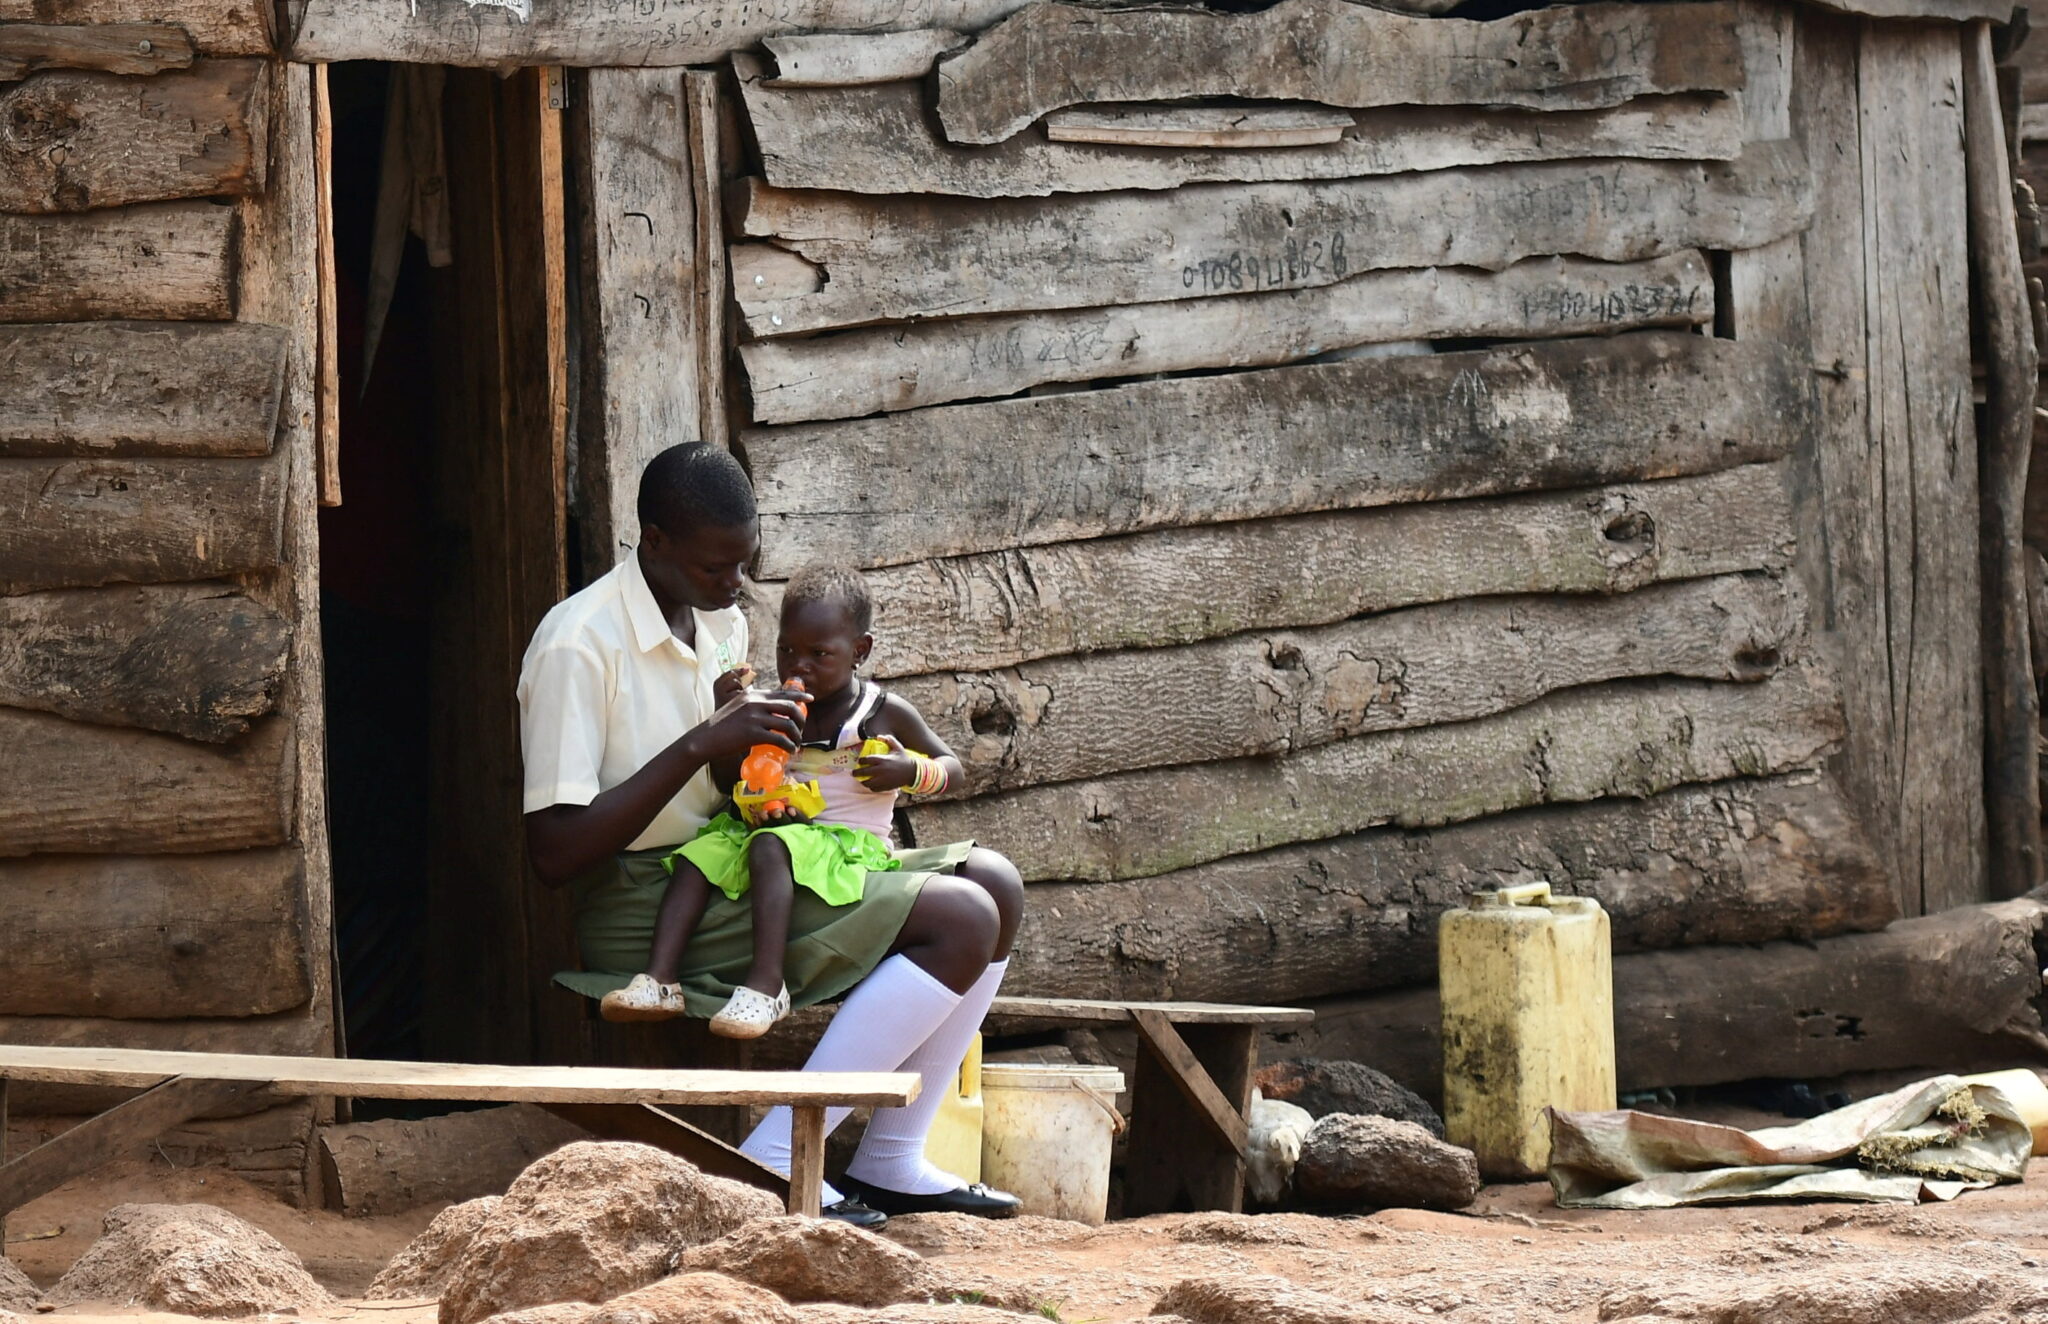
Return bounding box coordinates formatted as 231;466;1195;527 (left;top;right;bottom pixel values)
787;680;899;845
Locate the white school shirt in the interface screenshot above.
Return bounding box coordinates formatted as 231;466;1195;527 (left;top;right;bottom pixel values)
517;552;749;852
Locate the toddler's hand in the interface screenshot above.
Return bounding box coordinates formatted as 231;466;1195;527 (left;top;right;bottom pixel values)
853;733;917;793
713;665;756;707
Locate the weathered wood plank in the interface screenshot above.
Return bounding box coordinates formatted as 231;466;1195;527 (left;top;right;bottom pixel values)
0;60;265;213
1044;104;1355;149
0;584;289;741
0;456;286;592
905;667;1841;884
1294;900;2048;1101
1006;774;1896;1005
0;708;293;857
0;849;310;1018
747;331;1809;576
760;29;964;86
0;2;271;57
0;23;191;81
0;203;234;321
741;252;1713;424
749;464;1794;679
935;0;1745;145
897;573;1799;796
0;1012;321;1117
738;58;1745;198
0;322;285;456
288;0;1029;67
571;66;700;575
731;145;1811;336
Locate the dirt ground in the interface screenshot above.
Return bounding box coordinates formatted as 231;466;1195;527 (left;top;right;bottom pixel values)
11;1122;2048;1324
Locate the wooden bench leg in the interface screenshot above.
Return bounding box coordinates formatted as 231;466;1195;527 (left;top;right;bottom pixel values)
0;1076;269;1227
1124;1015;1256;1216
538;1102;788;1204
1;1076;10;1248
787;1105;826;1218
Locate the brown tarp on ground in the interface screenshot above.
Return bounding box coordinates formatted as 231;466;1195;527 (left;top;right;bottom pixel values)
1550;1076;2033;1208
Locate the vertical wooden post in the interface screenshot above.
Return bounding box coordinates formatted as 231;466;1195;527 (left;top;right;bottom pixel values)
1;1076;10;1248
312;62;340;508
684;70;731;453
1964;18;2045;898
787;1105;826;1217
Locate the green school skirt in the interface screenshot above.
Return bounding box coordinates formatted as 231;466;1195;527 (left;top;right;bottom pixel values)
675;811;897;906
552;839;972;1019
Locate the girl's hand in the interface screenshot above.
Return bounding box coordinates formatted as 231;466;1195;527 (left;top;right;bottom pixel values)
713;665;756;707
853;733;917;792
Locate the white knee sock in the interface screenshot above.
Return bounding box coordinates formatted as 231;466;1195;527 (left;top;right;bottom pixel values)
739;954;961;1205
845;957;1009;1195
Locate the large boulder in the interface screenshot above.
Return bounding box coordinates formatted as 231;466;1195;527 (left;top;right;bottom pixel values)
46;1204;333;1318
585;1273;797;1324
1596;1265;2005;1323
800;1307;1071;1323
677;1216;931;1307
1252;1060;1443;1138
370;1196;501;1299
1153;1274;1428;1324
1292;1115;1480;1212
437;1142;781;1324
0;1256;37;1312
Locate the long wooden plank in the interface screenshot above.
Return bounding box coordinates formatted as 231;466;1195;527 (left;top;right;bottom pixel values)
0;1078;271;1223
0;2;271;56
0;322;285;456
907;667;1841;884
0;849;310;1018
1296;900;2048;1100
731;145;1811;337
1045;104;1356;149
1002;774;1895;1006
0;23;192;81
747;331;1808;577
898;573;1798;796
0;1044;920;1107
752;465;1791;679
759;29;964;85
936;0;1745;145
287;0;1030;66
0;1008;323;1116
986;998;1310;1027
0;61;267;214
741;252;1713;424
0;456;286;592
0;709;293;857
738;60;1745;198
0;203;234;322
0;584;288;741
571;67;701;574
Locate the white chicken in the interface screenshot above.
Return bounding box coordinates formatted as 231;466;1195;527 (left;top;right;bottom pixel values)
1245;1088;1316;1205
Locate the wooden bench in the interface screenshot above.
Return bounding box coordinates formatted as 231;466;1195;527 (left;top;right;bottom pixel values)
984;997;1313;1215
0;1046;917;1231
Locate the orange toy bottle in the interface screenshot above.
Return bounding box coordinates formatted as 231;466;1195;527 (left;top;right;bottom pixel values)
739;679;808;816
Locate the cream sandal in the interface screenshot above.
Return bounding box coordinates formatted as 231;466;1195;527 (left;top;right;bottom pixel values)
709;983;790;1039
600;973;688;1023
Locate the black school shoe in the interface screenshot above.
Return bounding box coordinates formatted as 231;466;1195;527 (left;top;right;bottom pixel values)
820;1196;889;1228
838;1173;1022;1218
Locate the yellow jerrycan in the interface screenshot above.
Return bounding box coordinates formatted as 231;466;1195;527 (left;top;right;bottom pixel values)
922;1032;984;1183
1439;881;1615;1180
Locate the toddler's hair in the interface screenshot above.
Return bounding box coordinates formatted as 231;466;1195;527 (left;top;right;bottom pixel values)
638;441;755;535
783;564;873;635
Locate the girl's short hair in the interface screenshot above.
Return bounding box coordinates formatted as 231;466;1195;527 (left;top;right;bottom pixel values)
782;564;873;634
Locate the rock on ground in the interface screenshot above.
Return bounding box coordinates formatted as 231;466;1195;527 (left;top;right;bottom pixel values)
799;1307;1082;1323
879;1213;1089;1254
45;1203;333;1318
370;1196;500;1299
1154;1274;1431;1324
678;1216;932;1307
1596;1265;2006;1323
586;1272;797;1324
436;1142;781;1324
1253;1060;1444;1138
473;1305;598;1324
0;1256;37;1312
1293;1115;1480;1212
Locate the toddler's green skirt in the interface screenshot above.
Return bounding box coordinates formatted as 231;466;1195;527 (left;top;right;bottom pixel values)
552;838;972;1019
673;810;896;905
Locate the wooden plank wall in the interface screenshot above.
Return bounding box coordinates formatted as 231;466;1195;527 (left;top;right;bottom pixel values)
700;0;1990;1020
0;6;329;1195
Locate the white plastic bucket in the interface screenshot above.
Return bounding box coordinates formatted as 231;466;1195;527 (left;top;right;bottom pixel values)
979;1063;1126;1225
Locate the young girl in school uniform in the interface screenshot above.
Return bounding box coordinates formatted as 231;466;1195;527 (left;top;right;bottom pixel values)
600;564;969;1038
